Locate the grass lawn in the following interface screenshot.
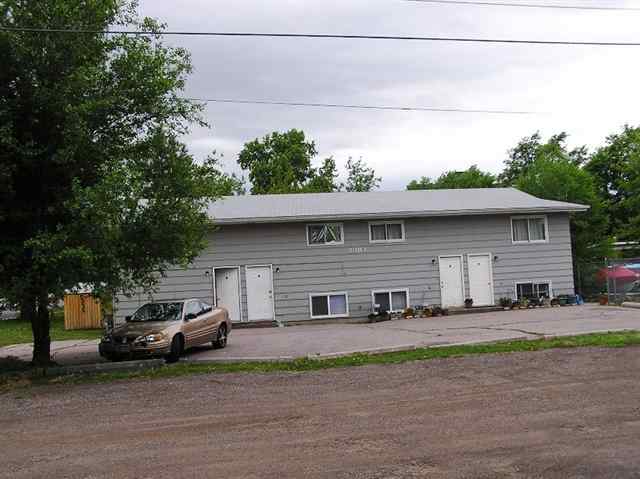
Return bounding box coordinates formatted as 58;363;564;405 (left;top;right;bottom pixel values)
32;330;640;387
0;310;102;347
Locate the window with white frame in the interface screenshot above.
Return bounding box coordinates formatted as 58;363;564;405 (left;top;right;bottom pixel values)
511;216;548;243
307;223;344;245
309;293;349;318
516;282;551;300
369;221;405;243
372;289;409;313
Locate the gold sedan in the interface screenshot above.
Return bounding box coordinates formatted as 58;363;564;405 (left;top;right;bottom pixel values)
99;299;231;363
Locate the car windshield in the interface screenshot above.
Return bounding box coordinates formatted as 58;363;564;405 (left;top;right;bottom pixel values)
131;302;183;322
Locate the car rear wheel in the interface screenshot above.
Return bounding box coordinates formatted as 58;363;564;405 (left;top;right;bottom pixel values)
165;335;183;363
213;324;228;349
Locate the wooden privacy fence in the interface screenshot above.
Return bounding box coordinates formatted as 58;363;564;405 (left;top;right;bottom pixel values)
64;293;102;330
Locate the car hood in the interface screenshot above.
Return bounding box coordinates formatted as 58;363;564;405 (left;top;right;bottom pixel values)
112;321;177;337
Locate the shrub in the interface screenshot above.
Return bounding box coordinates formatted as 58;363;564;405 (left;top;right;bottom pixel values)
499;297;512;308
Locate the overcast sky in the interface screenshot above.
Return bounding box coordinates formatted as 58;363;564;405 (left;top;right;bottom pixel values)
138;0;640;190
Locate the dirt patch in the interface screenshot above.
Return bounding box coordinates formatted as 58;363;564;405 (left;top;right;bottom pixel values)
1;346;640;478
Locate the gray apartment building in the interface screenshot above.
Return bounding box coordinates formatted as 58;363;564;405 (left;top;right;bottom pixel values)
115;188;587;324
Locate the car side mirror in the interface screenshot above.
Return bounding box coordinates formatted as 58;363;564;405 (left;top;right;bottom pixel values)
125;315;132;322
184;312;196;321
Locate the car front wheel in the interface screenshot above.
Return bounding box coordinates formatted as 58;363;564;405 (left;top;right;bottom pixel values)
213;324;228;349
165;335;183;363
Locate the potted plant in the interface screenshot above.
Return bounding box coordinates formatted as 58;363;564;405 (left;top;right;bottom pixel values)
499;297;512;310
464;298;473;308
403;307;415;319
598;294;608;305
368;309;390;323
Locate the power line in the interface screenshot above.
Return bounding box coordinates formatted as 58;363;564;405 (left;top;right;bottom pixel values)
401;0;640;11
1;27;638;46
188;97;537;115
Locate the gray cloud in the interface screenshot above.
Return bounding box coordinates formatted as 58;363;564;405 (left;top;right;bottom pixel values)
140;0;640;190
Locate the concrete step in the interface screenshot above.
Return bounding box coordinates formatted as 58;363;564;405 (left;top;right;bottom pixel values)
447;306;504;316
232;320;279;329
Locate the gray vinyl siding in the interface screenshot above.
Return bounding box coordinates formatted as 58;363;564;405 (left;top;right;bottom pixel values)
114;213;575;323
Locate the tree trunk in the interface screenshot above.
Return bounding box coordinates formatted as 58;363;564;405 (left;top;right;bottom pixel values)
30;292;53;366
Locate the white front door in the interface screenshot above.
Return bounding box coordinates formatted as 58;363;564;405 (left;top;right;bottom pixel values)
214;267;242;322
245;265;274;321
439;255;465;307
467;253;494;306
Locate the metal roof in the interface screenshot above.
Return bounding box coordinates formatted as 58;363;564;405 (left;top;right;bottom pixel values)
207;188;588;225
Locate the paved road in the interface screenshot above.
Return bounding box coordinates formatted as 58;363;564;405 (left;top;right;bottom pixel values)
2;346;640;478
1;304;639;365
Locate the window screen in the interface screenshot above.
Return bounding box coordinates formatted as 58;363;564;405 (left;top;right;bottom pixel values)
329;294;347;315
311;296;329;316
373;292;391;312
387;223;403;240
512;219;529;242
529;218;546;241
370;224;387;241
391;291;408;310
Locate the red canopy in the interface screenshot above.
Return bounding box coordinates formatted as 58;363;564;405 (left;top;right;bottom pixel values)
598;266;640;282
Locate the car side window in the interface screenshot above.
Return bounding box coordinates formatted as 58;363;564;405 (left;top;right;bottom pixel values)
200;301;212;314
183;300;201;319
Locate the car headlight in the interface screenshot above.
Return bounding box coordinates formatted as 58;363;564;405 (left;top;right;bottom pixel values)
135;333;166;343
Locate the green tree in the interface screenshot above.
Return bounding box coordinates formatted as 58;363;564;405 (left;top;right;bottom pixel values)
586;125;640;242
499;132;587;185
238;129;318;194
0;1;226;365
515;157;612;283
341;157;381;192
407;165;496;190
303;157;339;193
206;155;246;196
237;130;380;193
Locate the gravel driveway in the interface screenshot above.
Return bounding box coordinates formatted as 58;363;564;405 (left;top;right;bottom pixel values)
2;346;640;478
